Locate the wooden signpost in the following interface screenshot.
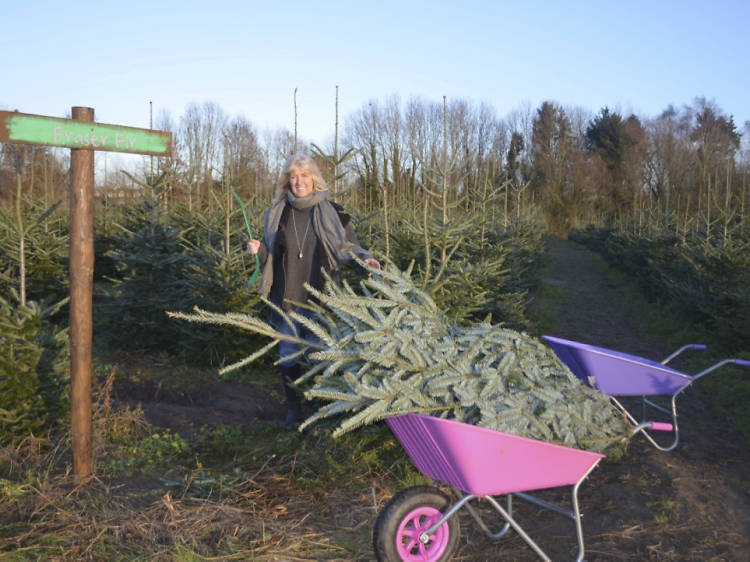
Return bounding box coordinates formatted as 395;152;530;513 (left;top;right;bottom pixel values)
1;108;172;482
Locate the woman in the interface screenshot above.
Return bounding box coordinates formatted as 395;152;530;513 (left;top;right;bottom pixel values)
247;153;380;426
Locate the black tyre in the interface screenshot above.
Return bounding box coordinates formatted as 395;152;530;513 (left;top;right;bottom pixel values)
373;485;460;561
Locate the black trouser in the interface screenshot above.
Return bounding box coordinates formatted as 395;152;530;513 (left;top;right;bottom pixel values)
280;364;302;423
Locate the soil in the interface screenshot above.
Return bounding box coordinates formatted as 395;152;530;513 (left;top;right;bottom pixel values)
122;238;750;561
116;378;285;437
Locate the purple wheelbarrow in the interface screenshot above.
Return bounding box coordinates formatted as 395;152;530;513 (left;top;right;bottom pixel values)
373;339;750;561
543;335;750;452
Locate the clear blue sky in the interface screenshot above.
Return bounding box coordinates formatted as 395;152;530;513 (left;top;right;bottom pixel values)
3;0;749;148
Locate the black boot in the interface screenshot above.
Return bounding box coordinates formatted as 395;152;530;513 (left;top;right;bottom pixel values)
280;365;303;427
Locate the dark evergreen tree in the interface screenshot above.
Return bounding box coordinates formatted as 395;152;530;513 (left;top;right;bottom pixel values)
585;108;645;176
96;199;196;355
0;293;70;442
585;108;646;218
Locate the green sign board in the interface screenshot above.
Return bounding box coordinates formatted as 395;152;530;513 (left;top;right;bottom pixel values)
0;110;172;156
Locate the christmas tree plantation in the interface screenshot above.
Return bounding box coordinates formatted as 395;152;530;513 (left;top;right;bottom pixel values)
170;263;630;453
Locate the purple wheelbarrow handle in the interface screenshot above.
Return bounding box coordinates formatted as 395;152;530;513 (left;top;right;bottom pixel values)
734;359;750;367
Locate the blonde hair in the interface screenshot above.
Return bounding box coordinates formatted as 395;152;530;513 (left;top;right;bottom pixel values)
277;153;328;195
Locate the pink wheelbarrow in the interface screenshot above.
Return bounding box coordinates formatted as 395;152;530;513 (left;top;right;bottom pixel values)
374;413;607;561
542;335;750;452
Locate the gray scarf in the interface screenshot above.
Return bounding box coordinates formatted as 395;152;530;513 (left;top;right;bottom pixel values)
259;190;370;297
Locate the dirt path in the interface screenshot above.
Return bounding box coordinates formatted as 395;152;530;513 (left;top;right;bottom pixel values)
532;237;667;358
479;237;750;561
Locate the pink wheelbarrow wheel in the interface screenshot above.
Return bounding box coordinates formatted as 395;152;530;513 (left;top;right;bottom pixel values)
374;485;460;561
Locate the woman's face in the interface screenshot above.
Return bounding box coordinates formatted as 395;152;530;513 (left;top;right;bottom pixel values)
289;167;314;198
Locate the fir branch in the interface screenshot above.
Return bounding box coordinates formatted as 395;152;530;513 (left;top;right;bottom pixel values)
218;339;279;376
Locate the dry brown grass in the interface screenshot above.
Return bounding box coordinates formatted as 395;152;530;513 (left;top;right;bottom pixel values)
0;396;400;561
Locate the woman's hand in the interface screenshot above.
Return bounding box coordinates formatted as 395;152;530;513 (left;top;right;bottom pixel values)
247;239;261;255
364;257;381;270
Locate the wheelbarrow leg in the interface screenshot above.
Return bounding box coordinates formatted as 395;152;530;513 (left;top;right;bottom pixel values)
483;495;552;562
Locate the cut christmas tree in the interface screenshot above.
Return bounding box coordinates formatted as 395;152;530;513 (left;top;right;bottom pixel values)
169;263;631;453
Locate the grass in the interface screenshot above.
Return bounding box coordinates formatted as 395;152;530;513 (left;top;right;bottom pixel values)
0;358;425;560
527;279;567;335
647;497;677;525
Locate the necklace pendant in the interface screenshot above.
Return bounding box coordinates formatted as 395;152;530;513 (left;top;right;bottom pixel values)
291;210;310;261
